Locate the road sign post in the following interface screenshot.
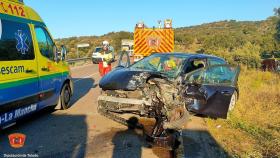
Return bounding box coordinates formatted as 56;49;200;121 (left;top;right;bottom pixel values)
76;43;90;58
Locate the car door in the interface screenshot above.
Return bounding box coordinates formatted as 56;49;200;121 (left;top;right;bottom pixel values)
118;51;131;67
34;26;61;106
184;65;240;118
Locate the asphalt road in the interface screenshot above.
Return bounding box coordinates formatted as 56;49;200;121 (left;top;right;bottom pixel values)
0;64;229;158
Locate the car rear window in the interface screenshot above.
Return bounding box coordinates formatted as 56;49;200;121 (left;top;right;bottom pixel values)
208;58;226;66
0;19;34;61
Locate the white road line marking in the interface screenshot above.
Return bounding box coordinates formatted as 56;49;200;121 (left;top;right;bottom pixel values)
74;72;99;83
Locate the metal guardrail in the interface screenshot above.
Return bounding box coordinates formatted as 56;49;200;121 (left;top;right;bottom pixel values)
66;57;91;65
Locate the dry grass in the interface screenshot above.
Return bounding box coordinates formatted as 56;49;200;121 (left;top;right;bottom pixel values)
207;68;280;157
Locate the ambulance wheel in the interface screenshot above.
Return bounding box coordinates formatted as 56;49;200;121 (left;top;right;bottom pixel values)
60;83;71;110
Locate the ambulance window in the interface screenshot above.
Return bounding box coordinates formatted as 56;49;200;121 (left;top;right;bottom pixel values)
0;19;34;61
35;27;55;60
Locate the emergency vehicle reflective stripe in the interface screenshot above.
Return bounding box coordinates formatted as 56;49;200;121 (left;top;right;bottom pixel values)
0;71;69;90
0;89;54;114
0;71;69;107
134;28;174;57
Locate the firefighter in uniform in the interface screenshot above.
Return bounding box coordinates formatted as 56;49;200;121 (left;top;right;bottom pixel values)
99;41;114;76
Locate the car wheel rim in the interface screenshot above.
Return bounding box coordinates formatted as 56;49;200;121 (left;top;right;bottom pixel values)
64;87;70;105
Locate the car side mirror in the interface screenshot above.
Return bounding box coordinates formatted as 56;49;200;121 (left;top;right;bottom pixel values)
60;45;67;61
53;46;60;63
177;75;185;85
118;51;130;68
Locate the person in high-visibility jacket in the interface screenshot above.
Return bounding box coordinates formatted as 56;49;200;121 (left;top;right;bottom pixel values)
99;41;114;76
164;57;177;71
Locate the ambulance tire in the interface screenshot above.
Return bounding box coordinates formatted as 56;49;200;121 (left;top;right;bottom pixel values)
60;83;72;110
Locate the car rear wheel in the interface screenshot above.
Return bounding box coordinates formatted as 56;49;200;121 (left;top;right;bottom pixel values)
228;91;237;112
60;83;72;110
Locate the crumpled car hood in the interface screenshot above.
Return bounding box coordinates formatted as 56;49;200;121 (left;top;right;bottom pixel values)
99;67;163;91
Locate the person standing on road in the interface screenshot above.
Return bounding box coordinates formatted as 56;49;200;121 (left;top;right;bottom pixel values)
99;41;114;77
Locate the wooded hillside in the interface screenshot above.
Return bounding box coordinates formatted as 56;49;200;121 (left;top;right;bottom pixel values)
56;16;280;68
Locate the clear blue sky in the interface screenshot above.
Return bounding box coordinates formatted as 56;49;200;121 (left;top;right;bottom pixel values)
25;0;279;39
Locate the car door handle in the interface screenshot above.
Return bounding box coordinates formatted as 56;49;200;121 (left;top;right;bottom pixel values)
221;91;231;96
41;67;49;71
186;92;195;95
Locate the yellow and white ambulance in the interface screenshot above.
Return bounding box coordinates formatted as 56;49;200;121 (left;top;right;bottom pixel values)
0;0;73;128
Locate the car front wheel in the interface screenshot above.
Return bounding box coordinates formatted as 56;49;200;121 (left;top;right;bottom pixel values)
60;83;72;110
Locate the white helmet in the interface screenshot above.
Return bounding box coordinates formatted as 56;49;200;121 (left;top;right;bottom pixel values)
102;40;109;47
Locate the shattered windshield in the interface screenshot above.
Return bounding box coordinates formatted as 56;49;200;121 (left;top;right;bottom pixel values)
130;54;186;78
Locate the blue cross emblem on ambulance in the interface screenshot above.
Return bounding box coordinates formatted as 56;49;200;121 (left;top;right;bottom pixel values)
15;30;29;55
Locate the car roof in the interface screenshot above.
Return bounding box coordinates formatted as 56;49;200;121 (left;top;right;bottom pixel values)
152;52;225;61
